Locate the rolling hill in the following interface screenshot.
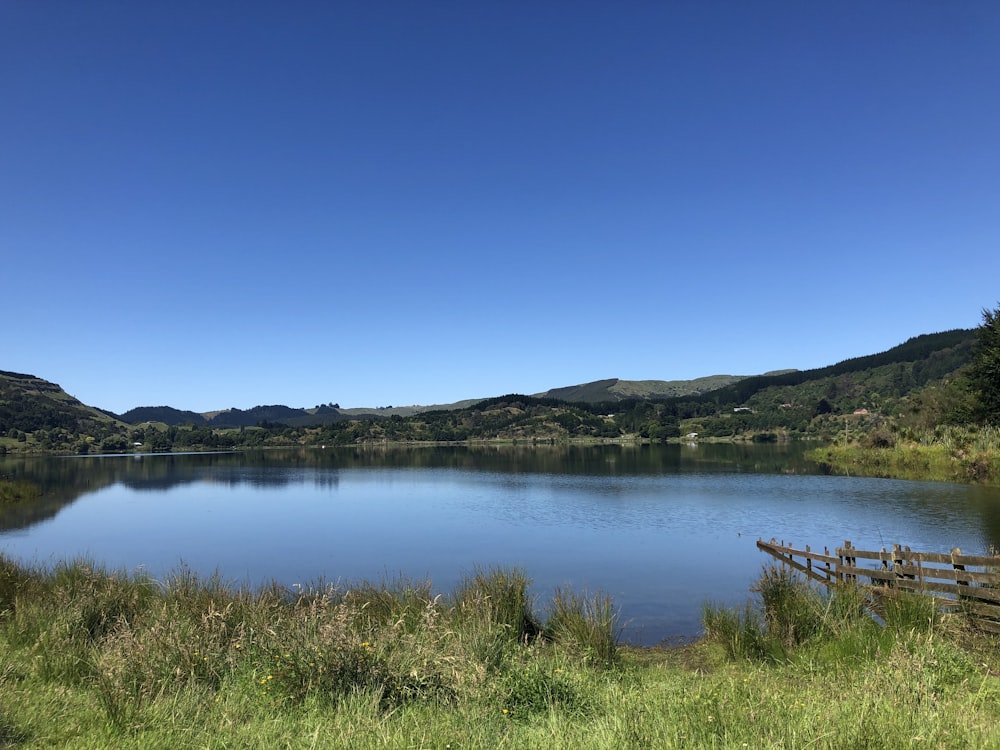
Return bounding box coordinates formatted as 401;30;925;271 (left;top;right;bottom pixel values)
0;370;122;434
0;328;978;448
535;375;750;403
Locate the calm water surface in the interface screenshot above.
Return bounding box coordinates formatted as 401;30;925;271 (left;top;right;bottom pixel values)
3;444;1000;645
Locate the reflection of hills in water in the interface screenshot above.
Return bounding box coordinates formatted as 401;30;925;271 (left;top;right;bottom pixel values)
0;445;813;532
0;442;940;534
4;443;1000;553
0;451;322;531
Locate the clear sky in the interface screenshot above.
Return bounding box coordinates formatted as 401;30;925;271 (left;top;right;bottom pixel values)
2;1;998;414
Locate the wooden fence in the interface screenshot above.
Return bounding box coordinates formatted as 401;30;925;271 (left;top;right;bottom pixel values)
757;538;1000;632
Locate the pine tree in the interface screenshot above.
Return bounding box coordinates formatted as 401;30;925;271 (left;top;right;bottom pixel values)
967;303;1000;425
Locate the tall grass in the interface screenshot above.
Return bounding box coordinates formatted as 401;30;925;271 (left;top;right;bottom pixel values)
545;587;619;667
0;556;621;729
3;556;1000;747
702;565;954;664
451;565;541;643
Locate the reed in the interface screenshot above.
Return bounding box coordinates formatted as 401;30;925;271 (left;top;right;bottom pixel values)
545;587;620;667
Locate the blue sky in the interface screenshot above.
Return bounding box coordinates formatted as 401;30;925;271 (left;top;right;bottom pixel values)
3;1;998;413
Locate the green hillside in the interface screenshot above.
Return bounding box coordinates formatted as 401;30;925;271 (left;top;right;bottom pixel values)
671;330;976;440
691;330;974;407
537;375;748;402
0;370;126;453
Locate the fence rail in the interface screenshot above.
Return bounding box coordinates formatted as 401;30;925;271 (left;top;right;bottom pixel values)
757;538;1000;632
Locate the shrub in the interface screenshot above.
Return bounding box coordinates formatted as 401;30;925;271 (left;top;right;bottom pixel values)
862;429;896;449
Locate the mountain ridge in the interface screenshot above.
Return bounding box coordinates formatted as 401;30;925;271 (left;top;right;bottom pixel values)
1;328;976;434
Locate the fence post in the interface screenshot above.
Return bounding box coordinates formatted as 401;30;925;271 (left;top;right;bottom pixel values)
953;547;968;587
892;544;904;587
843;540;855;582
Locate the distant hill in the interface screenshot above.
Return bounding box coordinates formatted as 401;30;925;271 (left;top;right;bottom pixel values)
338;399;483;418
536;375;749;403
205;405;311;428
1;328;979;448
116;401;488;426
119;406;207;426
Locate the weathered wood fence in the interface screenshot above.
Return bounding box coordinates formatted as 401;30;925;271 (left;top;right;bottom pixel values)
757;538;1000;632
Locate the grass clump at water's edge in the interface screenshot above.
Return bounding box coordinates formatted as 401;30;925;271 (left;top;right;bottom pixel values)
2;558;1000;748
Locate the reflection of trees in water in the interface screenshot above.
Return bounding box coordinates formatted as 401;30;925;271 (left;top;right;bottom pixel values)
5;444;1000;551
0;450;351;530
328;444;689;475
0;444;812;532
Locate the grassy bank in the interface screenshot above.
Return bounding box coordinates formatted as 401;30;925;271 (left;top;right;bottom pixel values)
2;558;1000;748
808;425;1000;484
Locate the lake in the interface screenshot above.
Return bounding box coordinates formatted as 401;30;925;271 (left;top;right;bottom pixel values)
3;443;1000;645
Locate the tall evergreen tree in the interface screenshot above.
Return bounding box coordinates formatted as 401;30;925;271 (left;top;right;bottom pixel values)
967;303;1000;425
